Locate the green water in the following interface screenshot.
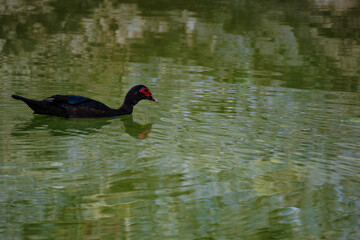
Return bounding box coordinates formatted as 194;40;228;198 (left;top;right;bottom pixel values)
1;0;360;239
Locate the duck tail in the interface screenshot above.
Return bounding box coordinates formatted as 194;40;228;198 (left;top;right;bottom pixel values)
12;94;47;114
12;94;29;101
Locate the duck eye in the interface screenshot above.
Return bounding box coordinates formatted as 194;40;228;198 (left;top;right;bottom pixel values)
140;88;151;96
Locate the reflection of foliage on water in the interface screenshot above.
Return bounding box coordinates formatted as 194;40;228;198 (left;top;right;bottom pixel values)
0;0;359;93
2;1;360;240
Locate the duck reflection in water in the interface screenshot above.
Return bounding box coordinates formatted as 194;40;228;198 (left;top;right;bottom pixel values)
121;115;153;139
12;114;153;139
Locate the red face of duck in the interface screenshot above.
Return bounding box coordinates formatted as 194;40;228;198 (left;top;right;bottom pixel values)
140;88;158;103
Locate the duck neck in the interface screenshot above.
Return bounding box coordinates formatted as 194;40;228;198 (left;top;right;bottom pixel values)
118;98;138;114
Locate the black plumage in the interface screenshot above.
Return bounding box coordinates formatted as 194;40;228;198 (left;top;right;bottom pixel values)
12;85;158;118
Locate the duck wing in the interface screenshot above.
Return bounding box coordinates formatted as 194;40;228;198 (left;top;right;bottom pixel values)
48;95;112;111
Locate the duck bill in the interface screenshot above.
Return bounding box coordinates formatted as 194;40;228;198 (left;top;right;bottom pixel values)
150;96;158;103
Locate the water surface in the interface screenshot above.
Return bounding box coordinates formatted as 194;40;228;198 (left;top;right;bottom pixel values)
1;0;360;239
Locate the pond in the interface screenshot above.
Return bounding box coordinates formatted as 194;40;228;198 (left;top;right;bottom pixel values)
1;0;360;239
